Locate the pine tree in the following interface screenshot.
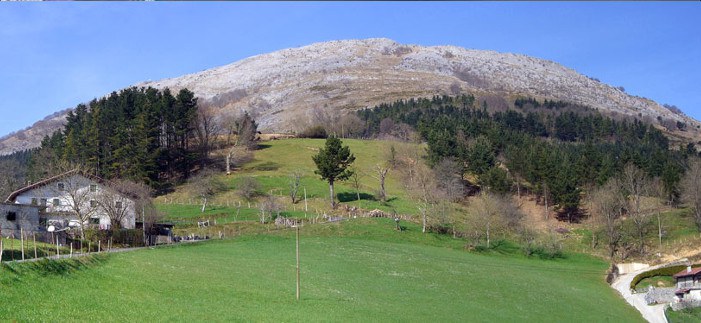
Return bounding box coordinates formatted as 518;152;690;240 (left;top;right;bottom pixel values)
312;136;356;208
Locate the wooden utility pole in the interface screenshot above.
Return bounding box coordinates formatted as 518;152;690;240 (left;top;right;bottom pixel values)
658;211;663;249
296;225;300;301
142;205;147;247
20;229;25;261
304;188;308;212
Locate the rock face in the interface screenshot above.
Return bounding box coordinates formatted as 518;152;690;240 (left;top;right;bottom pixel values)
1;38;697;155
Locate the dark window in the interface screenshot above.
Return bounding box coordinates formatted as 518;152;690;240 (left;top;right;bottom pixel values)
40;198;47;206
90;217;100;224
31;198;38;205
89;184;97;192
90;200;97;208
115;201;123;209
6;211;17;221
53;199;60;207
57;183;65;191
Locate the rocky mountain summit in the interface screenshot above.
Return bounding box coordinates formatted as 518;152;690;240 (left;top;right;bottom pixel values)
1;38;697;155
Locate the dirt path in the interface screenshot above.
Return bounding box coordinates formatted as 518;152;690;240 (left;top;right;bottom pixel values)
611;264;671;323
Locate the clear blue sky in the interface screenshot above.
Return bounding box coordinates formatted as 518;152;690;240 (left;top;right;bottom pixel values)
1;2;699;137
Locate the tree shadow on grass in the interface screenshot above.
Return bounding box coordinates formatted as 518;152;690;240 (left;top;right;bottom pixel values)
337;192;376;203
253;161;279;171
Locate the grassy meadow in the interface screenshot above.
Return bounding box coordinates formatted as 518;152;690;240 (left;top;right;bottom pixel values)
0;218;642;322
159;138;422;223
11;138;701;321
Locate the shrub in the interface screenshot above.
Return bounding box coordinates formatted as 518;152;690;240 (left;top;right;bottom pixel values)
299;125;327;138
521;234;565;259
630;264;701;290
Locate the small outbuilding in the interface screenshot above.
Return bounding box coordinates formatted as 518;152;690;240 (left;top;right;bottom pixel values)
0;203;42;237
674;266;701;302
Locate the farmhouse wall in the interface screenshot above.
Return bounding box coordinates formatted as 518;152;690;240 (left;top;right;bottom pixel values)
11;174;136;229
0;203;42;237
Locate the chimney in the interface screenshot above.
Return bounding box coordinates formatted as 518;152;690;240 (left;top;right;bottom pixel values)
688;265;692;273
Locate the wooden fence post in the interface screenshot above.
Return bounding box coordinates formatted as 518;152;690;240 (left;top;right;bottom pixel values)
20;229;25;261
33;234;37;259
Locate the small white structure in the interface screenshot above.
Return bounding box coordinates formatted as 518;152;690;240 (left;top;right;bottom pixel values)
674;266;701;302
5;170;136;230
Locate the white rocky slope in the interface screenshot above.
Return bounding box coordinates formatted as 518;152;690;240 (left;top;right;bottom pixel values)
1;38;697;155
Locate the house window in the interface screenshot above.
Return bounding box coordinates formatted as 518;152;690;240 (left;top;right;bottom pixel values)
90;200;97;208
31;198;38;205
89;184;97;192
115;201;123;209
57;183;65;191
6;211;17;221
40;198;47;206
90;217;100;224
53;198;60;207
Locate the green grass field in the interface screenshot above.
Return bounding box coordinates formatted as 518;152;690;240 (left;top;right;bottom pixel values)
666;307;701;323
0;219;642;322
160;138;422;221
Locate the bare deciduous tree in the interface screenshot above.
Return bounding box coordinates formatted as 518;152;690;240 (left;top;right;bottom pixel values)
403;153;438;233
190;169;227;212
621;164;652;254
95;179;144;230
372;164;390;202
338;114;365;138
434;157;465;202
49;169;100;240
194;103;222;167
682;159;701;231
224;112;258;175
238;176;261;202
348;166;363;205
589;178;625;260
259;194;282;224
288;170;302;204
466;192;500;248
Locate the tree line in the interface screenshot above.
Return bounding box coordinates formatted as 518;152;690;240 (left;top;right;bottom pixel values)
357;95;695;222
26;87;200;193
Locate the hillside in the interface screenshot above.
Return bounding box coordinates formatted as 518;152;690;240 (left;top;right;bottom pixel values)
0;224;643;322
1;38;698;155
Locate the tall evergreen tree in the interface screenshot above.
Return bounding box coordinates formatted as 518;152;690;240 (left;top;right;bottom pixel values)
312;136;356;208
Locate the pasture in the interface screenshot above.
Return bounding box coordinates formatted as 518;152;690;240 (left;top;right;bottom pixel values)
0;219;642;322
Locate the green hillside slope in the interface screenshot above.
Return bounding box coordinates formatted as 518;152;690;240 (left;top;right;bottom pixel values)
0;222;642;322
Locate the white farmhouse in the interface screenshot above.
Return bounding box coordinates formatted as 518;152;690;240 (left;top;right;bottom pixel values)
5;170;136;230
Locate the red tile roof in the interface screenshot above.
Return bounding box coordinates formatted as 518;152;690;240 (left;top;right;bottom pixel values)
674;267;701;278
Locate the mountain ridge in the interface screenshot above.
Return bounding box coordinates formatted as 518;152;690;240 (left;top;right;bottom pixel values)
1;38;697;155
